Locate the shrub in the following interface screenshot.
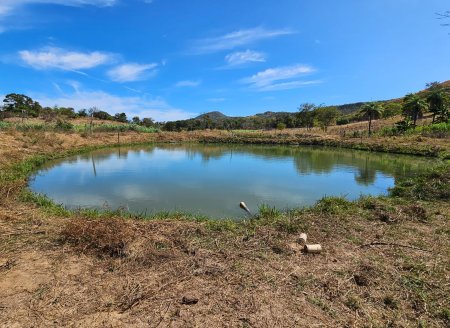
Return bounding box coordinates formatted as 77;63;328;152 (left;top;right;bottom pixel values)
55;119;74;132
336;117;350;125
276;122;286;131
411;121;450;138
61;218;132;257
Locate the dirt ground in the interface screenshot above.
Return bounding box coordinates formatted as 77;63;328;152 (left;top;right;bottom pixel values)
0;127;449;327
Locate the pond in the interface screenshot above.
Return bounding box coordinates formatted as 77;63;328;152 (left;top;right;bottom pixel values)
29;144;434;218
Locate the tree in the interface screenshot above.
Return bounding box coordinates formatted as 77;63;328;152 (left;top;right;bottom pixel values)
426;82;449;123
276;122;286;131
315;106;339;132
93;110;112;120
77;109;88;117
359;102;383;136
202;114;212;129
88;107;99;133
382;102;402;119
114;112;128;123
296;103;316;130
41;107;57;122
141;117;154;127
437;11;450;31
132;116;141;124
2;93;42;119
402;93;428;126
56;106;76;118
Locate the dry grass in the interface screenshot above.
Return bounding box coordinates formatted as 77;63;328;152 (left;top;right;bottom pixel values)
61;218;133;257
0;127;449;327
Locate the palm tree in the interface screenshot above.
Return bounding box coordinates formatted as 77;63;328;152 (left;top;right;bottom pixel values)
426;84;448;123
402;94;428;126
360;102;383;136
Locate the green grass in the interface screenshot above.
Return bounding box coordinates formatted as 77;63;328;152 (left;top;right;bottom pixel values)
0;121;12;130
410;121;450;138
88;123;159;133
390;163;450;200
0;121;160;134
313;196;355;214
378;121;450;138
19;190;71;216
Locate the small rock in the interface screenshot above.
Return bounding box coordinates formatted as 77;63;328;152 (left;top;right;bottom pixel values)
181;295;199;305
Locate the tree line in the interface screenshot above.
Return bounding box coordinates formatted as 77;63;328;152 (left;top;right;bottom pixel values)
1;81;448;134
164;82;449;133
0;93;156;127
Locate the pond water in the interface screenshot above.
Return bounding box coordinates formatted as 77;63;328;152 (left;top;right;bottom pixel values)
29;144;433;218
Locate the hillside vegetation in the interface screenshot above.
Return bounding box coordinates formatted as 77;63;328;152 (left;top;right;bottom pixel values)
162;80;450;132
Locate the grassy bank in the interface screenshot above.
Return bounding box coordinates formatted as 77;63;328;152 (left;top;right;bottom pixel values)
0;128;449;327
196;131;449;159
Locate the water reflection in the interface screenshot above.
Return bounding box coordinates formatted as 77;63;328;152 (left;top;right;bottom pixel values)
31;144;433;218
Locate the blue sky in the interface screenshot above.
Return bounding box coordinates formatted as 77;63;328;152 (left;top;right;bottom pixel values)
0;0;449;121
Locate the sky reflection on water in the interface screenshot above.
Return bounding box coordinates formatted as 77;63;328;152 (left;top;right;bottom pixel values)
29;144;433;218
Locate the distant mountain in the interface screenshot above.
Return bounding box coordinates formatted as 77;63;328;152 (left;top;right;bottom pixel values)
195;111;229;121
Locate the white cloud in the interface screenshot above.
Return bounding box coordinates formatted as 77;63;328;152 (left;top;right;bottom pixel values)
224;50;266;67
241;64;319;91
36;88;197;121
257;80;321;92
175;80;201;87
191;27;294;54
0;0;115;16
0;0;117;31
19;47;112;70
107;63;158;82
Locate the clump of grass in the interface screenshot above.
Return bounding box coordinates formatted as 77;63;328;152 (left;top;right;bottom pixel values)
135;125;160;133
258;203;282;219
19;190;70;216
313;196;354;214
271;216;304;234
440;308;450;324
390;164;450;200
344;296;361;311
205;219;239;232
383;295;399;309
54;119;74;132
61;217;132;257
0;121;12;130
